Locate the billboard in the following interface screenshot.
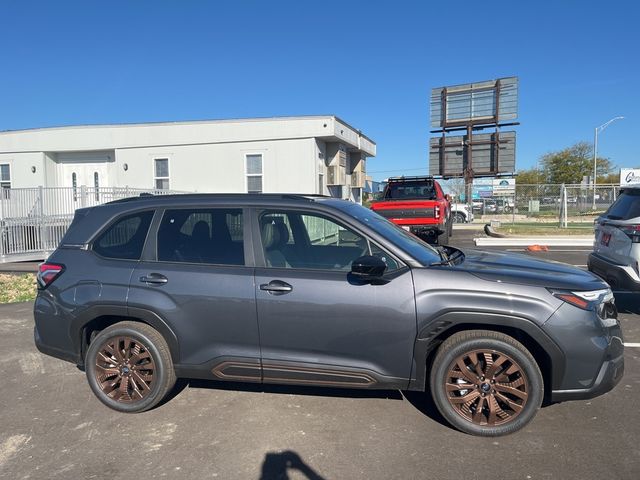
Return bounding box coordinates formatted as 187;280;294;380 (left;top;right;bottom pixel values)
492;178;515;196
621;168;640;186
430;77;518;129
429;131;516;177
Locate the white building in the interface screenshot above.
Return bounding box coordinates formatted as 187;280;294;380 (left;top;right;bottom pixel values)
0;115;375;202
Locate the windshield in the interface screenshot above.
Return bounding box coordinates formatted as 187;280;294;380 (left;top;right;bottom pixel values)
329;200;441;265
383;181;436;200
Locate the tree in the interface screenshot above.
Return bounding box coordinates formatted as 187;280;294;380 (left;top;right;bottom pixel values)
597;172;620;184
539;141;614;185
515;168;542;185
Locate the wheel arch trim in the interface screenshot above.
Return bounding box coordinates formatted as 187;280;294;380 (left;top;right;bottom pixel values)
407;311;565;394
70;305;180;366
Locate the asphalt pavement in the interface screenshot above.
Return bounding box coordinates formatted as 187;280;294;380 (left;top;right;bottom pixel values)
0;230;638;479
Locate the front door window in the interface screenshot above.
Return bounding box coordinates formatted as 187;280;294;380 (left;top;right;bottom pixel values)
259;210;398;271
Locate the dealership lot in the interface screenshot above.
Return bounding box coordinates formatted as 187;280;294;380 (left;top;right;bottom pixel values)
0;233;639;480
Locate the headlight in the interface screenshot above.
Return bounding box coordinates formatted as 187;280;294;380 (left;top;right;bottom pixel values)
549;288;617;327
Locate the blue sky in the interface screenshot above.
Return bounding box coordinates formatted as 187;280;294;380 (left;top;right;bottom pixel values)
1;0;637;181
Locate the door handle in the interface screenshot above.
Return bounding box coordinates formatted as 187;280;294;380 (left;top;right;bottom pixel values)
139;274;168;285
260;280;293;295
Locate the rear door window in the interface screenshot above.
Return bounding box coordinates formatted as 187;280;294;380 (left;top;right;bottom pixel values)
93;211;154;260
605;189;640;220
157;208;244;265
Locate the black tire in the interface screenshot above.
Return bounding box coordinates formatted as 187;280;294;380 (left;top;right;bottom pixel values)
437;226;449;246
448;218;454;237
453;212;466;224
85;321;176;413
429;330;543;436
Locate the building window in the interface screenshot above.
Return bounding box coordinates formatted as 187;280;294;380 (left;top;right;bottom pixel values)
154;158;170;190
72;172;78;202
318;173;324;195
94;172;100;201
0;164;10;199
246;154;263;193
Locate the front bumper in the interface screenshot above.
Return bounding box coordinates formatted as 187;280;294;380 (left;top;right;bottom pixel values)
588;252;640;292
551;339;624;402
545;300;624;403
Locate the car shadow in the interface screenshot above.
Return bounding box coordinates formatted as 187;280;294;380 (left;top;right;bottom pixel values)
167;378;457;431
184;378;404;400
401;390;451;429
259;450;326;480
614;291;640;315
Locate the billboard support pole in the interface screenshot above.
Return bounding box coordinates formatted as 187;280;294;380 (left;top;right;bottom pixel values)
465;125;474;208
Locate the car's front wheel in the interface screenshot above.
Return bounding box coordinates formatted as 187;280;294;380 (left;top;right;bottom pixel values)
452;212;466;224
430;330;543;436
85;321;176;413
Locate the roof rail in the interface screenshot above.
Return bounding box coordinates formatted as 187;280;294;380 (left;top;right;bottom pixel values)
387;175;434;183
106;192;330;205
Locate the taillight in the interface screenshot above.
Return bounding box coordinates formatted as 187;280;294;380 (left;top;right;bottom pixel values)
37;263;64;289
619;224;640;243
435;205;441;219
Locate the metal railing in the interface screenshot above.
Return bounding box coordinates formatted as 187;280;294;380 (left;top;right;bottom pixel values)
0;186;182;263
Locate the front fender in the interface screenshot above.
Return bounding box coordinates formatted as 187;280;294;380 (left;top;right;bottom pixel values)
407;311;566;392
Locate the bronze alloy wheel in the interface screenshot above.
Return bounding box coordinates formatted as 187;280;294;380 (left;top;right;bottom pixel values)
445;349;529;426
94;336;156;403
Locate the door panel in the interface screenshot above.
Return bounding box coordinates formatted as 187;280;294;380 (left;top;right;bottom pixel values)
254;209;416;386
129;263;260;374
128;206;260;380
254;267;416;387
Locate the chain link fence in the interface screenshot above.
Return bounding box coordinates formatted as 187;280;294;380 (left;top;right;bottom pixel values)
469;184;620;226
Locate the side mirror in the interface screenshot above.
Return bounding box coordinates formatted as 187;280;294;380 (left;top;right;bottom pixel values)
351;255;387;280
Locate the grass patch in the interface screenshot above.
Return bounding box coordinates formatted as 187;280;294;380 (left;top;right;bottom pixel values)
494;223;594;236
0;274;37;304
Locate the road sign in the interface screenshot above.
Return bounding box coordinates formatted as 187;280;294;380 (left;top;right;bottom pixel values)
621;168;640;186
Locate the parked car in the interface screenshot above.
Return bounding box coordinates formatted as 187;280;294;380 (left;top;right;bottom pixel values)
472;198;498;215
451;203;474;223
370;176;452;245
35;194;623;436
495;197;515;213
588;184;640;291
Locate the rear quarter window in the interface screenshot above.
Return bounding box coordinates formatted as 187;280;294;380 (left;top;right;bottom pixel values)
93;211;154;260
605;189;640;220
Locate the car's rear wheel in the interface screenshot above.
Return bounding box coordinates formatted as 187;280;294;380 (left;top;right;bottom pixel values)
85;321;176;413
430;330;543;436
437;224;450;245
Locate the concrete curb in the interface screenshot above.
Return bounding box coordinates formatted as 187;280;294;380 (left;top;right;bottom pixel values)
484;224;507;238
474;236;594;247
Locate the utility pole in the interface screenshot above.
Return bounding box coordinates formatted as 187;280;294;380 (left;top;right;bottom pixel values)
593;116;624;210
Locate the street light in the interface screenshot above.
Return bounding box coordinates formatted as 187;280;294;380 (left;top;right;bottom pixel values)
593;116;624;209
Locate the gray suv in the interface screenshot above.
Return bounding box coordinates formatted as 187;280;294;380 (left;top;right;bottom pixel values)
34;194;624;436
589;185;640;291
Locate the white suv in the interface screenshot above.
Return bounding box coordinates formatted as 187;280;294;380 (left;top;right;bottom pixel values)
589;185;640;291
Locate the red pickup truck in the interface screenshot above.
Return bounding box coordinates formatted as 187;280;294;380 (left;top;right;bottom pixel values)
370;176;452;245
